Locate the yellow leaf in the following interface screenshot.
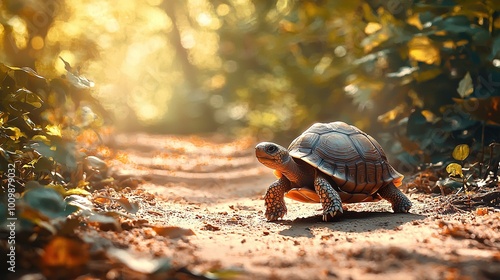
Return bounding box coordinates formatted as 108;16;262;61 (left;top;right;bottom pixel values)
0;112;7;126
421;110;438;123
408;36;441;65
377;104;407;124
32;135;51;145
76;180;90;188
414;68;442;82
446;163;463;177
365;22;382;35
407;14;422;29
46;124;62;137
4;127;26;140
279;20;299;33
46;184;67;196
452;144;469;161
65;188;91;196
408;90;424;108
41;237;89;269
362;30;390;53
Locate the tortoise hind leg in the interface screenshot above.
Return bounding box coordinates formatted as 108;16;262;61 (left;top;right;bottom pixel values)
378;183;412;213
314;174;343;221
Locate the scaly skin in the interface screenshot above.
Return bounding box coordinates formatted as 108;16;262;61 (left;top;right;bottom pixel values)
264;177;292;221
377;183;412;213
314;174;343;221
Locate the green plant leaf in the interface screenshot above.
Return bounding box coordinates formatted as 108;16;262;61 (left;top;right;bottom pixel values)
21;187;77;219
33;156;54;172
457;72;473;98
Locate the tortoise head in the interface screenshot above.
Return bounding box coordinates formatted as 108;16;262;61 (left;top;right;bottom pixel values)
255;142;291;170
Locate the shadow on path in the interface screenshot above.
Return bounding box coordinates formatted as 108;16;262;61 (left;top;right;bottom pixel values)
278;211;425;237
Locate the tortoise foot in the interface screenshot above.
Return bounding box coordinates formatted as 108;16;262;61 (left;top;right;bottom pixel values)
315;175;343;222
393;199;412;213
265;200;287;221
322;206;343;222
264;178;290;221
378;183;412;213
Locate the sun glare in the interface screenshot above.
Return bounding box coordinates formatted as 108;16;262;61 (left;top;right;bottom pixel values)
38;0;226;127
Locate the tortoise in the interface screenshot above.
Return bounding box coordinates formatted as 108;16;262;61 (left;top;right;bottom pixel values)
255;121;411;221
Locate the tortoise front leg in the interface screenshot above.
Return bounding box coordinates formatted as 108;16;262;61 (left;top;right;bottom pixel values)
314;174;343;221
264;177;292;221
378;183;412;213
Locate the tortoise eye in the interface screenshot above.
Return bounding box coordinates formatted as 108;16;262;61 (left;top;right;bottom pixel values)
266;145;278;154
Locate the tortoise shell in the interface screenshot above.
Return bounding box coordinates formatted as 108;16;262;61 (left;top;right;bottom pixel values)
284;122;403;204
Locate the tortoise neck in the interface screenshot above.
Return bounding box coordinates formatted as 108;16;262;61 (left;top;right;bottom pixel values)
280;157;304;183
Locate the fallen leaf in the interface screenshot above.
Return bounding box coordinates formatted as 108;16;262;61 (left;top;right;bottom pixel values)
106;247;171;274
41;237;89;279
88;213;121;231
115;196;140;214
153;226;196;238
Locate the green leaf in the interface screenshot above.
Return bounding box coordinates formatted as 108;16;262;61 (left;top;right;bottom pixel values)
33;156;54;172
457;72;473;98
492;35;500;58
22;187;76;219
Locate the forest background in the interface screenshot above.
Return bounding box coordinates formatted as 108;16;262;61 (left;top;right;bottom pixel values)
1;0;500;180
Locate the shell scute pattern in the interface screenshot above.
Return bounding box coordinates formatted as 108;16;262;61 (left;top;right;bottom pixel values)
288;122;402;196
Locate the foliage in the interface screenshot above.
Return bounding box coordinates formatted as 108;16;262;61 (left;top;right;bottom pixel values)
0;59;217;279
1;0;499;169
0;60;111;272
355;0;500;169
215;0;500;167
0;60;107;187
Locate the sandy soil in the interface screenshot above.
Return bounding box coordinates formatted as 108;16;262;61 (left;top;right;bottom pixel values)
99;133;500;280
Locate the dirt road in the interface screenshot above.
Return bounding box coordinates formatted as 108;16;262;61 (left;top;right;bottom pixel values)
105;133;500;280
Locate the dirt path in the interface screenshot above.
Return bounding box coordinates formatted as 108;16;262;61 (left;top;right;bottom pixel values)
104;133;500;280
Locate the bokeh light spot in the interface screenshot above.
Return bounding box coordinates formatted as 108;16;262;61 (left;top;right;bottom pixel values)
31;36;45;50
216;4;230;16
